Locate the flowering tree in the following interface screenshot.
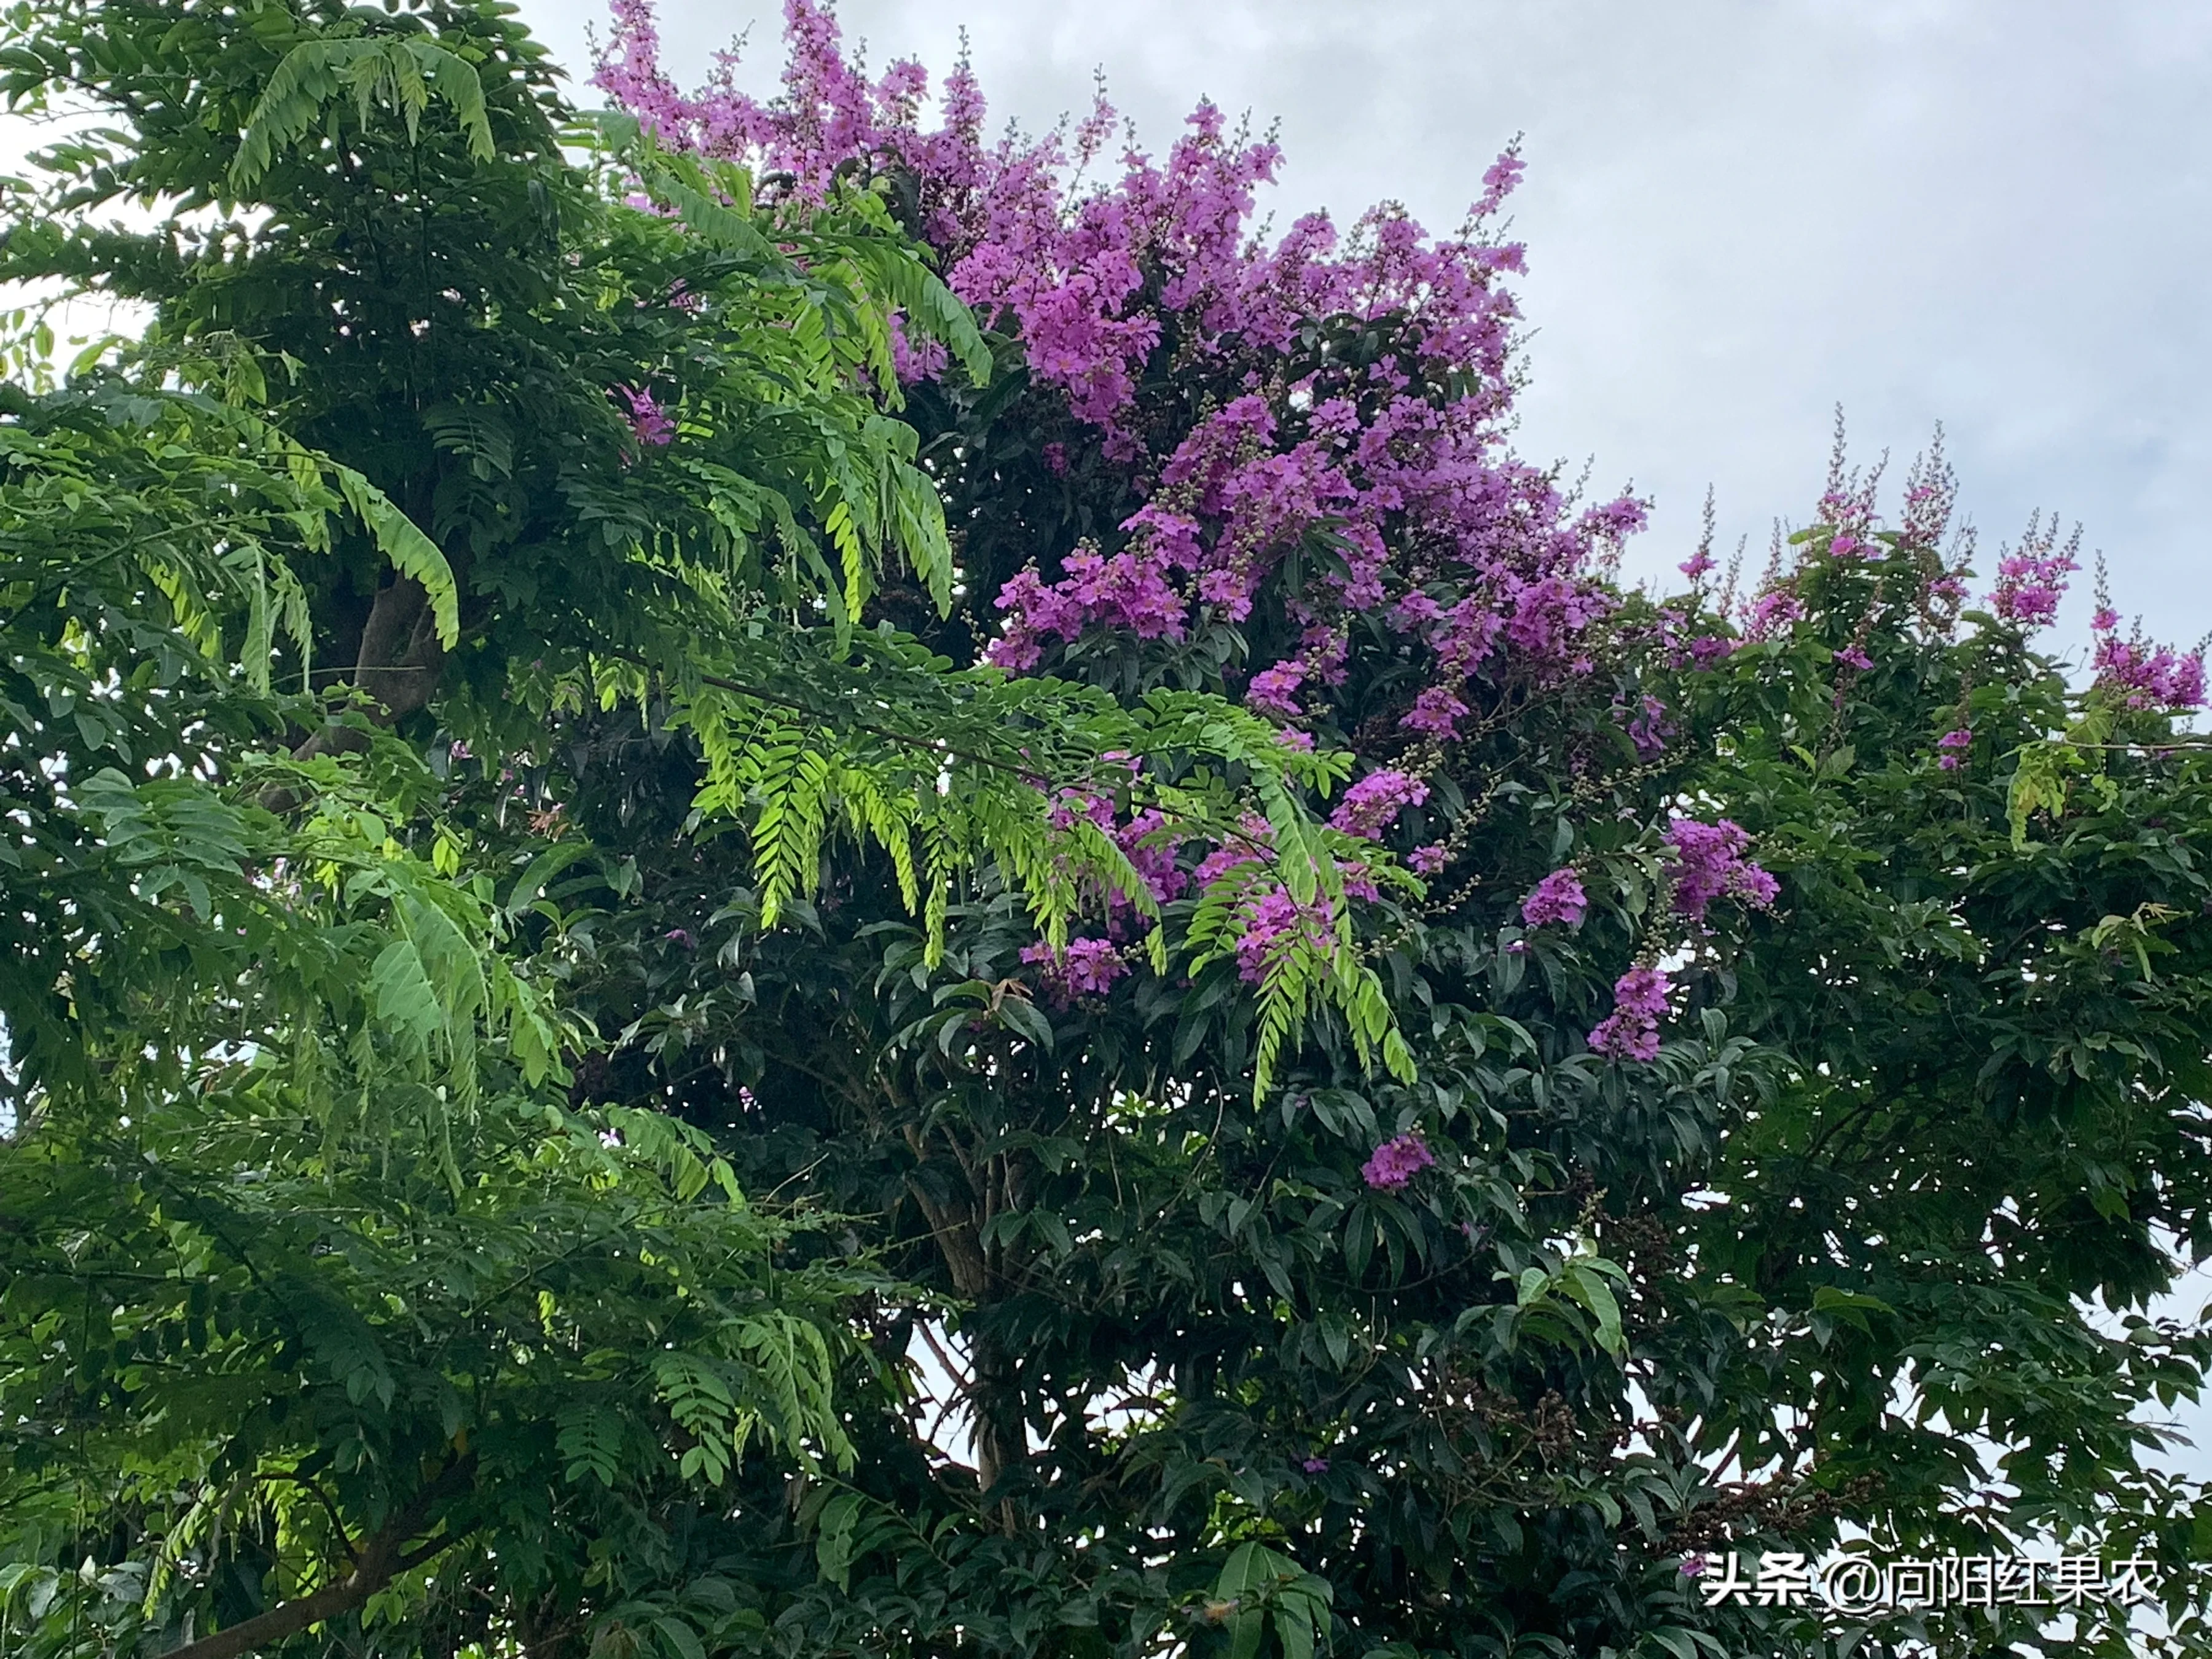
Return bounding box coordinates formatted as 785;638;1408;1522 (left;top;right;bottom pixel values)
563;7;2212;1658
1;0;2208;1655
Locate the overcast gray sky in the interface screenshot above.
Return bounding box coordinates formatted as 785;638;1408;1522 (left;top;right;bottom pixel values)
518;0;2212;663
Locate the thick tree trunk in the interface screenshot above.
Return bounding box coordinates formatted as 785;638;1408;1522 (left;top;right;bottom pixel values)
291;573;447;769
348;573;447;722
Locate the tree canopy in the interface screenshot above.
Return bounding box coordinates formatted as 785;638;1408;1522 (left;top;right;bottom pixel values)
2;2;2209;1657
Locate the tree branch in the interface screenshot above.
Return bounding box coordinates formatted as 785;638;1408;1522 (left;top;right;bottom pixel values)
157;1454;477;1659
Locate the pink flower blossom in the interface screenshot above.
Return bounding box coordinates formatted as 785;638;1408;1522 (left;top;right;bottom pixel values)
2094;634;2207;712
1623;693;1673;759
1588;965;1670;1062
1361;1132;1435;1192
1666;817;1778;922
595;0;1643;745
1521;868;1586;928
1233;888;1335;984
1746;590;1803;638
615;384;675;447
1329;769;1430;839
1021;936;1129;1001
1986;514;2079;630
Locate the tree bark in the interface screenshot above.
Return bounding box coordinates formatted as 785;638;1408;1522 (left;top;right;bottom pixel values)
159;1455;474;1659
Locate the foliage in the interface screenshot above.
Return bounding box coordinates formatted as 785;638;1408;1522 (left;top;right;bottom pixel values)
0;0;1411;1651
1;0;2209;1655
2;1093;869;1659
555;7;2212;1658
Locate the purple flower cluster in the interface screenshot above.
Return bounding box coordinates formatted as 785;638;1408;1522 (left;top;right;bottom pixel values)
1233;888;1336;985
1986;515;2080;630
1665;817;1779;922
1521;867;1587;928
1360;1132;1435;1192
1114;809;1193;908
1622;693;1673;759
1329;769;1430;839
597;0;1643;743
1408;842;1450;875
1897;436;1959;552
2093;630;2207;712
987;546;1187;670
1020;936;1129;1001
615;384;674;447
1587;965;1671;1062
1936;727;1972;772
1745;589;1804;640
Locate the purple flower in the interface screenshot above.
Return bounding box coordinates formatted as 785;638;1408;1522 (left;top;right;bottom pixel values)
1623;693;1673;758
1665;817;1778;922
1986;516;2080;630
1936;726;1972;771
1233;889;1335;985
1408;842;1449;875
1361;1132;1436;1193
664;927;695;948
1300;1456;1330;1474
1679;1553;1709;1579
1521;867;1586;928
1746;590;1803;638
1246;659;1309;720
1330;769;1430;839
1021;936;1129;1002
1835;645;1872;671
590;0;1658;751
1588;965;1670;1062
615;384;675;447
2095;635;2208;712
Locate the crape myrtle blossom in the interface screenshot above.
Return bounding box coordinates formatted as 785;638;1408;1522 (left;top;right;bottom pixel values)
2081;565;2206;712
1360;1132;1435;1192
1986;514;2080;630
1521;868;1587;928
1329;769;1430;839
2093;635;2207;712
596;0;1644;747
1021;936;1129;1003
614;384;674;447
1233;888;1336;986
1666;817;1779;922
1937;728;1973;772
1588;965;1670;1062
598;0;1848;1091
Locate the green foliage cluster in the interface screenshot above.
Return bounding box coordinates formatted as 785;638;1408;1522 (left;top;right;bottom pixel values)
0;2;2206;1658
